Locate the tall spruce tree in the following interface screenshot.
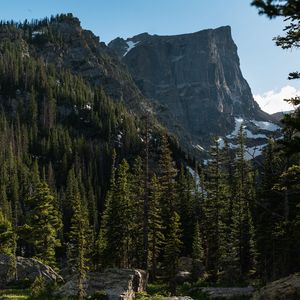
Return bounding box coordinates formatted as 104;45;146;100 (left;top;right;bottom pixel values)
68;175;91;300
163;211;182;280
158;134;178;220
0;210;14;255
100;159;132;268
22;181;62;269
148;175;164;279
230;127;257;280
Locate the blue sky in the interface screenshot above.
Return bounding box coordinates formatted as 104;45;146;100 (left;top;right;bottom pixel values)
1;0;299;112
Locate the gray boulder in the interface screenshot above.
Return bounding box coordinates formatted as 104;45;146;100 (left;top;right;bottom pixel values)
177;257;204;282
0;254;63;287
200;286;255;298
178;257;193;273
165;297;194;300
252;273;300;300
54;268;148;300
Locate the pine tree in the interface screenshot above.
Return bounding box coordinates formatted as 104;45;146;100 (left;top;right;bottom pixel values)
177;165;195;256
158;134;178;220
163;211;182;280
192;221;204;261
0;210;14;255
230;127;257;280
203;139;225;281
129;156;144;267
148;175;164;279
100;159;132;268
22;181;62;269
68;186;91;300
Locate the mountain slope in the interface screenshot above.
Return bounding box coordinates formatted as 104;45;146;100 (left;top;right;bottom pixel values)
109;27;279;156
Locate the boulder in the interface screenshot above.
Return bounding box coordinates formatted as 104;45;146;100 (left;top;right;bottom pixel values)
200;286;255;298
54;268;148;300
252;273;300;300
178;257;193;273
177;257;204;282
0;254;63;287
165;297;194;300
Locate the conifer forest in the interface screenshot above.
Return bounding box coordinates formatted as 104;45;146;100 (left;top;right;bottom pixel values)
0;1;299;299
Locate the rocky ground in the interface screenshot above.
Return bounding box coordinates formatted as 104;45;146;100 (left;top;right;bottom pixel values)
1;255;300;300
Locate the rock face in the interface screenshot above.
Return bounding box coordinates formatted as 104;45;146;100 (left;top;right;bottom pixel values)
252;273;300;300
0;254;63;287
109;27;277;153
54;269;148;300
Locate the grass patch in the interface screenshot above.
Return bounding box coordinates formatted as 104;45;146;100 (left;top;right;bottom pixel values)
0;289;71;300
0;289;30;300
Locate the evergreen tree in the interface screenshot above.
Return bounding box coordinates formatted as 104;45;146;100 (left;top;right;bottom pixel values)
192;221;204;261
163;211;182;280
22;181;62;269
0;210;14;255
230;127;257;280
100;159;132;268
158;134;178;220
177;165;195;256
68;178;91;300
129;156;144;267
148;175;164;279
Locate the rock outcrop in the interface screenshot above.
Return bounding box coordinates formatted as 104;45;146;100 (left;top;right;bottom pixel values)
200;286;255;298
54;269;148;300
252;273;300;300
0;254;63;287
109;27;278;155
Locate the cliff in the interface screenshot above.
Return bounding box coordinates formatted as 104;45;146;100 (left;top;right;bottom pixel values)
109;27;278;154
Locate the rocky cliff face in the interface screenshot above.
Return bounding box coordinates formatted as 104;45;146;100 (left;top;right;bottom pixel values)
109;27;278;154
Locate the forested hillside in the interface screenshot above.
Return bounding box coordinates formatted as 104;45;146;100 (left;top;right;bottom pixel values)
0;13;299;299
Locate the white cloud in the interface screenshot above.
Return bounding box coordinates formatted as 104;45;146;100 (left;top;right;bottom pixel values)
254;85;299;114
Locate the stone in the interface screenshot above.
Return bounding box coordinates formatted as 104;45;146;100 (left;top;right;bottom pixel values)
54;268;148;300
165;297;194;300
178;257;193;273
195;286;255;298
177;257;204;281
0;254;63;288
252;273;300;300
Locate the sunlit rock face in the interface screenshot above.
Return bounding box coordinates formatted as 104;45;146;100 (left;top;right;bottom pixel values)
109;27;277;154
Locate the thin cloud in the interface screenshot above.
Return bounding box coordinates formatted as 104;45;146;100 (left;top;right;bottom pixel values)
254;85;299;114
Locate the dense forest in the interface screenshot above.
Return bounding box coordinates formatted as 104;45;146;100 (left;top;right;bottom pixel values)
0;8;299;300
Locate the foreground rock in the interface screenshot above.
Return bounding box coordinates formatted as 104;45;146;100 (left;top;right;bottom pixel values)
54;269;148;300
165;297;194;300
0;254;63;287
190;286;254;298
252;273;300;300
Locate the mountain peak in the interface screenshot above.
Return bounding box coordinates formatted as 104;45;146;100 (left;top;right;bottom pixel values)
109;27;276;154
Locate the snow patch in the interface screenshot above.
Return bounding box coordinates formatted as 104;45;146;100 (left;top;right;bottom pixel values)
123;40;140;56
217;137;225;149
226;117;244;138
192;144;205;152
244;130;267;139
187;166;202;193
227;117;270;140
251;120;280;132
32;30;44;37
